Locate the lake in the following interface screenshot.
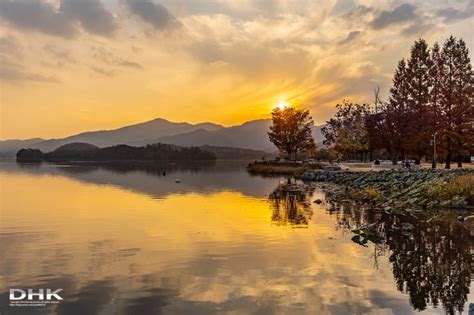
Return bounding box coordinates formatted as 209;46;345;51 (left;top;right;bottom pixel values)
0;160;472;314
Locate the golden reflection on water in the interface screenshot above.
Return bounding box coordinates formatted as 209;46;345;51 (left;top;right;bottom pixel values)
0;167;471;314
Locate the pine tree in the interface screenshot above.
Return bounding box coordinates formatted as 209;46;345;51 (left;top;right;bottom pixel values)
387;58;411;164
452;39;473;167
428;42;445;167
441;36;458;169
405;39;433;164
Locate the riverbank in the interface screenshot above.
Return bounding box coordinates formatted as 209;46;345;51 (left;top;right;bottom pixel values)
247;161;323;175
302;168;474;215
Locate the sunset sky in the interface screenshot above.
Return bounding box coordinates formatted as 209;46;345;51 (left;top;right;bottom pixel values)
0;0;473;139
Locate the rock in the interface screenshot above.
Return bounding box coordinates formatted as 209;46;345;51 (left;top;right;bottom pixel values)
300;168;474;215
401;223;415;235
324;165;341;171
313;199;323;204
464;215;474;228
465;216;474;237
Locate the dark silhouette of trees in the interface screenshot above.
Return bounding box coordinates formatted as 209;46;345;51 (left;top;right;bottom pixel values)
16;148;44;162
322;101;370;161
357;36;473;166
406;39;433;164
268;107;314;160
387;59;411;164
17;143;217;162
441;36;458;169
365;87;399;163
429;43;444;149
451;39;473;167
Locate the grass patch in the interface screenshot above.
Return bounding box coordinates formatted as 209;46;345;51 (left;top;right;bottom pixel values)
422;174;474;206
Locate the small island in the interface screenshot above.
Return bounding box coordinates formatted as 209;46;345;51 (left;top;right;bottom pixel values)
16;142;216;162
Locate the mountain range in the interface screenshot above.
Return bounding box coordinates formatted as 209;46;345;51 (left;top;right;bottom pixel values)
0;118;325;156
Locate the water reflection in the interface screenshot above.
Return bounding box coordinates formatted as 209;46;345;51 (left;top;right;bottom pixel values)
268;179;315;226
1;161;473;314
0;161;280;199
328;202;473;315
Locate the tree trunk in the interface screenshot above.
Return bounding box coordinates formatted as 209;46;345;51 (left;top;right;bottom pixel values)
457;154;463;168
445;136;451;169
391;155;398;165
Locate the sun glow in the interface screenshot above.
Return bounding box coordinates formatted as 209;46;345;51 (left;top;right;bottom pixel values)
275;100;289;110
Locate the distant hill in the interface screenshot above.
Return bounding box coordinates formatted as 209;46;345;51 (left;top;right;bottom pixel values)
54;142;99;152
0;119;223;155
35;118;224;152
199;145;276;160
0;138;45;156
153;119;325;152
1;118;326;155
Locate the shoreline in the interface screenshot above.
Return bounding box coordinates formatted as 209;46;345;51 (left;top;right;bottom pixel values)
246;161;324;176
302;168;474;217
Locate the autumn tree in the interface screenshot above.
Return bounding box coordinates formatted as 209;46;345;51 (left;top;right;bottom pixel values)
387;59;412;163
428;42;445;167
405;39;433;164
322;101;370;161
366;60;412;165
451;39;473;167
365;86;397;163
441;36;457;168
268;107;314;160
440;36;474;168
325;36;473;167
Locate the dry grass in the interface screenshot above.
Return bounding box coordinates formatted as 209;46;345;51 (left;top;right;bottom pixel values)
444;174;474;197
424;174;474;205
246;161;322;176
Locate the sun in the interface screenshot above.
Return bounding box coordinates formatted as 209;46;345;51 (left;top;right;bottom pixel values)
275;100;288;110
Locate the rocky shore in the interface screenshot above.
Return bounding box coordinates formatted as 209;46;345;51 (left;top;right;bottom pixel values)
301;168;474;215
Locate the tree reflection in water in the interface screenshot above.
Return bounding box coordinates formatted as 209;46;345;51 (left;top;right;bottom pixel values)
268;178;315;226
328;201;472;315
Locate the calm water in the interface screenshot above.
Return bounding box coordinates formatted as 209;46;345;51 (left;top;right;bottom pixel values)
0;161;472;315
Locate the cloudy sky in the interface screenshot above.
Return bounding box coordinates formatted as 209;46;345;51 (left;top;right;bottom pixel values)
0;0;472;139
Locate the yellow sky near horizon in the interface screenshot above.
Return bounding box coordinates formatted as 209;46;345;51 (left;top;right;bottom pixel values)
0;0;473;139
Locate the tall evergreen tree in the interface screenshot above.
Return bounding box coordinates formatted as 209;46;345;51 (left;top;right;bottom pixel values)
405;39;433;164
428;42;445;166
441;36;458;169
452;39;473;167
387;58;411;164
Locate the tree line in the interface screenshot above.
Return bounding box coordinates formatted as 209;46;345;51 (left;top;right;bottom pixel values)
322;36;473;168
17;143;217;162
